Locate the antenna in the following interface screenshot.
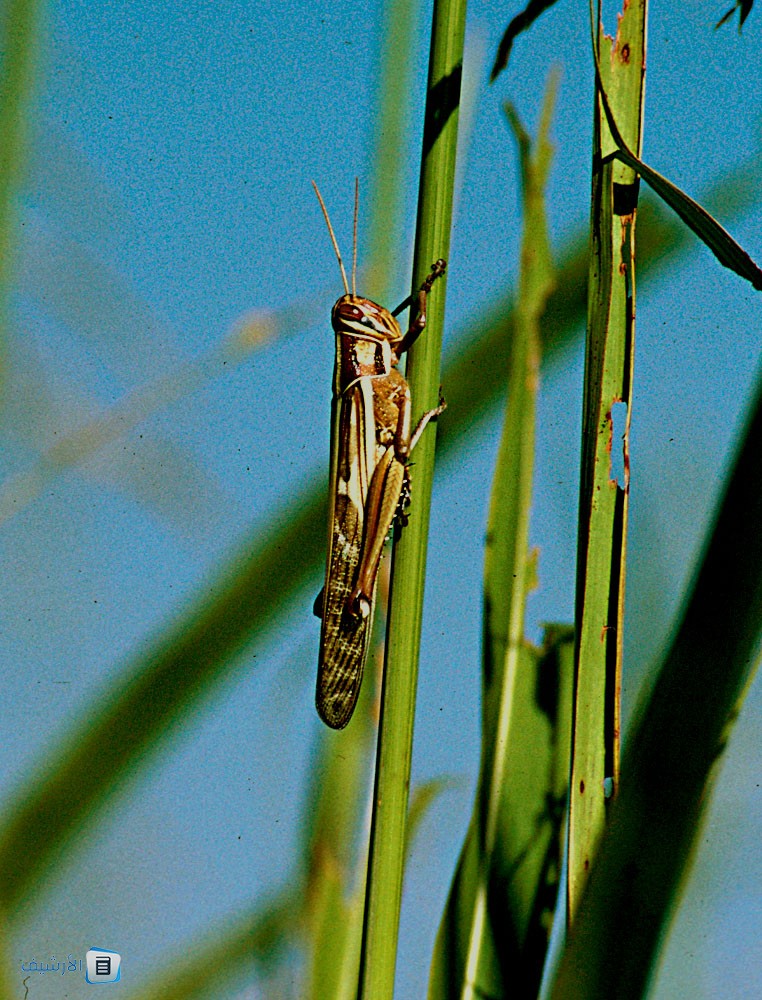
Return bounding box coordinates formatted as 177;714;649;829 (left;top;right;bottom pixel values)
352;177;358;300
311;181;350;297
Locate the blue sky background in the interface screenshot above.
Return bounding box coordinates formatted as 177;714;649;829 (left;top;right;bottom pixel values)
2;0;761;997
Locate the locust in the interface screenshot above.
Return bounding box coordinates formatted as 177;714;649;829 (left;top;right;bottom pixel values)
312;180;446;729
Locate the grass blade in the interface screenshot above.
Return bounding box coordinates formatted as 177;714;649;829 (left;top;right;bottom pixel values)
364;0;424;299
715;0;754;29
304;655;378;1000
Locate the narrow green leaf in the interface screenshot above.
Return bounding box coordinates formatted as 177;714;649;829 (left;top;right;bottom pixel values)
364;0;424;300
308;872;354;1000
0;0;44;953
481;85;555;703
609;143;762;290
304;649;378;1000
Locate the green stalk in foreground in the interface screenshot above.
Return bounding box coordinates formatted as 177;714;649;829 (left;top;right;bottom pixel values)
567;0;646;918
357;0;467;996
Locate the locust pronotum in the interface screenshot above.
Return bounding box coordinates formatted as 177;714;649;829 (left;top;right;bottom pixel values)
312;180;446;729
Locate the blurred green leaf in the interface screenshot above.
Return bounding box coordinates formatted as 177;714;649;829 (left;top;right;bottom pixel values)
123;891;298;1000
304;649;378;1000
0;2;46;988
364;0;423;301
406;777;456;863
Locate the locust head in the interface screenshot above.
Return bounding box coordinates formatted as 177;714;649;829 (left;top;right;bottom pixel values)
312;180;405;380
331;295;403;352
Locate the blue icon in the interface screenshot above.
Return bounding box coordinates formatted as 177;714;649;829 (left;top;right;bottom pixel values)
85;948;121;984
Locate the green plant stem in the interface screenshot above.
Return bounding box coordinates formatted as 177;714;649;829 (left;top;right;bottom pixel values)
357;1;467;996
567;0;647;917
